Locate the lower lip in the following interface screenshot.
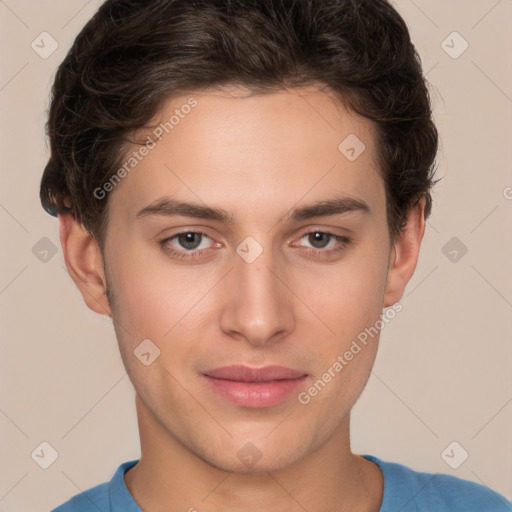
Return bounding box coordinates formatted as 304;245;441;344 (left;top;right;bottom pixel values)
201;375;308;408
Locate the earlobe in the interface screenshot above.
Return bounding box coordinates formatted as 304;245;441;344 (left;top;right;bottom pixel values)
383;198;426;307
59;214;112;317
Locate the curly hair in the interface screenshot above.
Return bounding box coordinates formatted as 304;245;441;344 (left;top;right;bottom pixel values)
40;0;438;246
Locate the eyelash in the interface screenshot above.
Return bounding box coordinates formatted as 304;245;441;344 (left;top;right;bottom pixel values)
159;230;351;261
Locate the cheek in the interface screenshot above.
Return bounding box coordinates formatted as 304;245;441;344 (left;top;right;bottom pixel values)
106;247;229;396
300;244;389;341
295;239;389;412
107;253;207;404
106;241;214;337
297;260;386;427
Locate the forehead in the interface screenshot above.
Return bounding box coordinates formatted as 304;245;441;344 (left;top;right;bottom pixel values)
108;85;385;225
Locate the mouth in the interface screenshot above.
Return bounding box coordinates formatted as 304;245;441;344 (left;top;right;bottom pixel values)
201;365;309;408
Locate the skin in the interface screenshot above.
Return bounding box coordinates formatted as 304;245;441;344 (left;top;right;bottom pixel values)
60;85;425;512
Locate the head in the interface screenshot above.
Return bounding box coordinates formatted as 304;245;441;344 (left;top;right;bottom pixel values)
40;0;438;472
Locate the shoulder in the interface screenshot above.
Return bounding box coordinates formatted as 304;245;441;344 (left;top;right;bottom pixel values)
362;454;512;512
49;460;140;512
50;482;109;512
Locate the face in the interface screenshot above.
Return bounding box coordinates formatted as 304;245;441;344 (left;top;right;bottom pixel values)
99;85;395;472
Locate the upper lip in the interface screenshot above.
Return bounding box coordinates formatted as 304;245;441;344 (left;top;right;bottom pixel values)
202;365;307;382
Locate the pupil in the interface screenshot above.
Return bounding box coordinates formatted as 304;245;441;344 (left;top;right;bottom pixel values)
179;232;201;249
309;232;330;249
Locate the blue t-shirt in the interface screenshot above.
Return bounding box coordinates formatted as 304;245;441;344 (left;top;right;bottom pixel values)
51;455;512;511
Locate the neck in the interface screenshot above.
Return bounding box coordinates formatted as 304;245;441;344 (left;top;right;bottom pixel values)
124;395;383;512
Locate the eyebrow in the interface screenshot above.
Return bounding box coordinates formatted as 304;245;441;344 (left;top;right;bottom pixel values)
136;196;370;224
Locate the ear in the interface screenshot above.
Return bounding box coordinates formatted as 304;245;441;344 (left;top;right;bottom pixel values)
383;198;426;307
59;213;112;317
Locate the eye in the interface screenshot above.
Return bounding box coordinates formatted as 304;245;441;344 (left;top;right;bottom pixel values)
159;229;351;262
160;231;220;260
174;232;208;250
294;230;351;255
304;231;334;249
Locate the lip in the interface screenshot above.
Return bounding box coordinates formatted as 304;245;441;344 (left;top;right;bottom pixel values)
201;365;308;408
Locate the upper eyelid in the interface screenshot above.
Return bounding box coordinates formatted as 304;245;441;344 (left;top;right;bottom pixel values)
295;226;348;237
293;232;349;249
164;231;214;246
163;228;346;239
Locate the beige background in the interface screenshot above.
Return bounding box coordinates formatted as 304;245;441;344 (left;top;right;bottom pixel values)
1;0;511;510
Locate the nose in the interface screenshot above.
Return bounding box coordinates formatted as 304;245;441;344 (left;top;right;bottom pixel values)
219;245;295;347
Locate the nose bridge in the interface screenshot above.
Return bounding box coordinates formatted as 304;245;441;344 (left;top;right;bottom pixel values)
219;241;293;345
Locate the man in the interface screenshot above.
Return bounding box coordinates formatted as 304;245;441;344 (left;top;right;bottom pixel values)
41;0;511;510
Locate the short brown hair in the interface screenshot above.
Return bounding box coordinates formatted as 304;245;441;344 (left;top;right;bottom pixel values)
40;0;438;245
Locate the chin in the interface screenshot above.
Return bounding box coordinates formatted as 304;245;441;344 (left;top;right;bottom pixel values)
193;431;313;474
